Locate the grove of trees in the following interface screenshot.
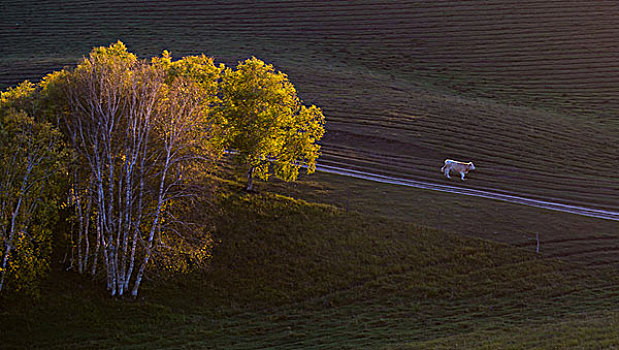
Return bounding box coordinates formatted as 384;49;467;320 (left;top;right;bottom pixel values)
0;41;325;297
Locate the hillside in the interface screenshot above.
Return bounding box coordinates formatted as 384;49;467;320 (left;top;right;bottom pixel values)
2;192;619;348
1;0;617;212
1;2;618;347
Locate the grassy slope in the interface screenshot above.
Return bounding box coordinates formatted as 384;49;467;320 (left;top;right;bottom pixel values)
1;0;617;210
2;190;619;349
267;171;619;268
2;1;619;347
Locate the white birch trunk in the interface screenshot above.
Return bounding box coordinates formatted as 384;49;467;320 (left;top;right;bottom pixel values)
131;144;172;297
74;180;85;274
0;156;33;292
82;184;92;274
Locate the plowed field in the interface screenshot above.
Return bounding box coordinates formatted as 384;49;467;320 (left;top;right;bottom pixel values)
1;2;617;213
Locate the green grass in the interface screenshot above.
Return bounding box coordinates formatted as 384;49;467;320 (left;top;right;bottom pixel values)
2;1;619;347
266;171;619;266
2;188;619;349
401;311;619;349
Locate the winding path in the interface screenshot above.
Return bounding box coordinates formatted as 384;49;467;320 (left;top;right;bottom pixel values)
315;163;619;222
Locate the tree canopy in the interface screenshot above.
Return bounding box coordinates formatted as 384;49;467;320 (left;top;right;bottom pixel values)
220;57;325;191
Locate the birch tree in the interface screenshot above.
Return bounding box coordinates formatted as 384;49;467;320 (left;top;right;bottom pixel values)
62;42;222;297
219;57;325;191
0;82;65;295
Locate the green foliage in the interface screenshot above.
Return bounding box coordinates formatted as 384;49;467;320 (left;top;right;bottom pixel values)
86;40;138;69
153;234;214;276
161;52;227;159
0;81;37;112
0;87;66;296
220;57;325;189
164;52;224;92
38;69;71;123
4;227;52;296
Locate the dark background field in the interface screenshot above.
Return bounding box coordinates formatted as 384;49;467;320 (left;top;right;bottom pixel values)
1;1;618;348
2;0;618;210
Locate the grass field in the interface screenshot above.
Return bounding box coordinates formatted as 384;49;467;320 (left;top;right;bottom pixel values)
2;191;619;349
267;171;619;268
1;1;619;348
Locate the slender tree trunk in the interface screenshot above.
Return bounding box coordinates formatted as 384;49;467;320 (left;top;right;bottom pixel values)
124;175;144;292
0;239;11;291
82;188;92;274
131;142;172;298
0;163;31;292
91;215;101;276
246;166;254;192
131;184;166;297
0;215;18;292
74;181;84;274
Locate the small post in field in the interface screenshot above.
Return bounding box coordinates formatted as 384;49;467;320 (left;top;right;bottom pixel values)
437;208;442;230
536;232;540;254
